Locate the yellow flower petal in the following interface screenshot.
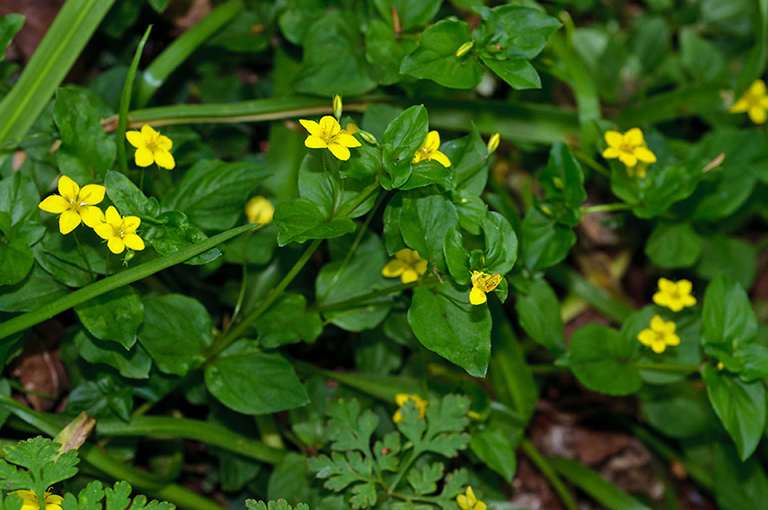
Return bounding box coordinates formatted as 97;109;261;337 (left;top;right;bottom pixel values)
153;149;175;170
604;131;623;147
401;268;419;283
470;286;487;305
424;131;441;152
335;132;362;148
108;236;125;254
637;329;655;346
475;503;487;510
105;206;121;225
651;340;666;353
624;127;644;146
157;135;173;151
319;116;341;138
304;135;328;149
327;143;351;161
94;222;113;240
123;216;141;232
79;184;105;205
749;106;767;124
141;124;158;139
634;147;657;163
729;97;750;113
299;119;322;137
58;175;79;200
456;495;470;510
395;394;410;406
650;315;665;331
126;130;145;148
382;259;407;278
59;209;81;234
430;150;452;168
602;147;621;159
750;79;767;96
618;152;638;168
134;146;154;167
123;233;145;251
39;195;69;213
80;206;105;228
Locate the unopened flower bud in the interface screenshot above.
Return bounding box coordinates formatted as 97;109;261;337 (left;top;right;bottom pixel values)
359;129;378;144
245;195;275;225
333;95;342;119
455;41;474;58
487;133;500;154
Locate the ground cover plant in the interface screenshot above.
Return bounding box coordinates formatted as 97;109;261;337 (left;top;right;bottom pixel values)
0;0;767;508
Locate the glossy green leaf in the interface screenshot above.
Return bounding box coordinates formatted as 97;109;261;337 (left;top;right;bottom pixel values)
274;199;356;246
104;171;160;218
702;274;757;350
74;286;144;349
205;340;308;415
408;283;492;377
515;278;565;355
645;222;703;268
0;14;23;56
400;188;458;272
73;330;152;379
382;105;429;187
520;208;576;271
469;424;518;482
550;457;652;510
373;0;441;31
144;211;221;265
254;293;322;348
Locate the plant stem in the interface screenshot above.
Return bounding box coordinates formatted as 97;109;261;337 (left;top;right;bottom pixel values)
72;231;94;283
580;202;632;215
117;26;152;174
206;238;323;358
521;438;579;510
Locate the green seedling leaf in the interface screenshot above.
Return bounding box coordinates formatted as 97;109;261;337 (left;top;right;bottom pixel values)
398;394;470;458
0;437;79;495
205;340;308;415
703;365;766;460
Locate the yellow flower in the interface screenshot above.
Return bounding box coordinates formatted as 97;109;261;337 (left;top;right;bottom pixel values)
393;394;428;423
245;196;275;225
382;249;428;283
13;490;63;510
652;278;696;312
412;131;451;168
126;124;175;169
299;115;361;161
456;486;486;510
38;175;106;235
729;79;768;124
601;128;656;177
94;206;145;254
638;315;680;354
469;271;501;306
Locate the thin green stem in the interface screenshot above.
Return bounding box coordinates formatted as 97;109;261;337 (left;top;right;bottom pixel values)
633;362;700;374
117;26;152;174
574;150;610;177
388;450;419;493
0;223;255;341
221;228;257;337
206;237;323;358
72;231;94;283
580;202;632;215
139;167;146;192
521;439;579;510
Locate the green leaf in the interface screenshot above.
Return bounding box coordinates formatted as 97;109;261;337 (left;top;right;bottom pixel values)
515;277;565;355
441;124;489;195
703;365;766;460
400;20;483;89
254;293;322;348
640;383;718;438
407;462;444;495
400;188;458;272
374;0;441;31
645;223;703;268
325;399;379;453
399;161;453;191
474;5;561;60
480;57;541;89
74;286;143;349
54;86;115;183
246;499;310;510
105;171;160;218
144;211;221;265
308;451;374;507
162;160;271;230
713;443;768;510
696;235;756;289
274;199;356;246
481;212;518;275
469;425;518;482
539;142;587;207
297;152;377;219
138;294;213;376
398;394;470;457
550;457;652;510
0;437;79;495
294;12;377;96
364;20;414;86
0;172;40;225
0;14;24;55
701;274;757;350
67;374;132;420
73;330;152;379
521;208;576;270
408;284;491;377
382;106;429;187
564;324;642;396
277;0;324;45
205;340;308;415
738;344;768;382
147;0;172;12
0;264;68;312
33;228;105;287
0;237;34;287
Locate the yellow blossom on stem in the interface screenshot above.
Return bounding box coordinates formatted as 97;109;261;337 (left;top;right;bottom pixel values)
652;278;696;312
638;315;680;354
94;206;145;254
393;393;428;423
413;130;451;167
245;196;275;225
299;115;361;161
382;249;428;283
126;124;175;169
13;490;63;510
456;486;486;510
729;79;768;124
38;175;105;235
469;270;501;305
601;128;656;178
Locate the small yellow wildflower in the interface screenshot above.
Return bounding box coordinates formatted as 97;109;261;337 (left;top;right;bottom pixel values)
245;196;275;225
382;249;428;283
393;394;428;423
469;271;502;305
602;128;656;178
94;206;145;254
456;486;486;510
729;79;768;124
38;175;106;235
413;131;451;168
487;133;500;154
299;115;361;161
652;278;696;312
638;315;680;354
125;124;175;169
13;489;63;510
